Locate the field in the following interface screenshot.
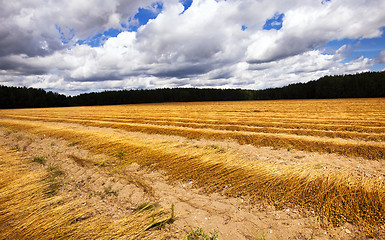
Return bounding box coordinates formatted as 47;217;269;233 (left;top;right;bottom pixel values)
1;98;385;239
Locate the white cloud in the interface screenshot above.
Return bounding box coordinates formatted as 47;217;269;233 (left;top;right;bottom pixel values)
239;49;373;90
246;0;385;64
0;0;384;95
0;0;158;57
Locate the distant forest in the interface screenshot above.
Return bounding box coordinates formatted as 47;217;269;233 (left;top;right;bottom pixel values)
1;71;384;109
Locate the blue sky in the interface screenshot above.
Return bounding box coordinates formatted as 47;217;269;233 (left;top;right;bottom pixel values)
324;31;385;71
0;0;385;95
263;13;285;30
78;1;188;47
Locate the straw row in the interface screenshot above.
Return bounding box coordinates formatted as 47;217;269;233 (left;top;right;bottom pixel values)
1;119;384;231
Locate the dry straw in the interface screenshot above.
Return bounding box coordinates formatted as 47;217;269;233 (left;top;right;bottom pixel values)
1;118;385;233
0;98;384;234
0;147;173;239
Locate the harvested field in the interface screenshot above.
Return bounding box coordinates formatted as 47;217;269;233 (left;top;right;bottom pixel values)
0;98;385;239
1;98;384;159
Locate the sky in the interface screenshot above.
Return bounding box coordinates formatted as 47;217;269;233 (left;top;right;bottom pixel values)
1;0;385;95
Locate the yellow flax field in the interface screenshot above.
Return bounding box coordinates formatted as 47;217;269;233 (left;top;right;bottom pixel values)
1;98;385;237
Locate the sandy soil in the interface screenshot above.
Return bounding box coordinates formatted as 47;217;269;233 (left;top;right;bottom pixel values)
0;125;374;239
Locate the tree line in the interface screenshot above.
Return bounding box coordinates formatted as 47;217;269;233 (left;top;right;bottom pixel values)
1;71;384;109
254;71;385;100
0;86;68;109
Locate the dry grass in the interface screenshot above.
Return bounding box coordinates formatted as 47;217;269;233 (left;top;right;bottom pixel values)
0;147;174;239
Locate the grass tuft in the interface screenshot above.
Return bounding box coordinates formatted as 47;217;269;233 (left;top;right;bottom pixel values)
68;141;79;146
45;164;64;196
10;145;19;151
103;185;118;197
32;156;46;165
115;148;125;160
185;227;219;240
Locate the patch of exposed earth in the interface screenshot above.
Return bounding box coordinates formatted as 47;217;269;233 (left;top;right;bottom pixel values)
0;126;375;239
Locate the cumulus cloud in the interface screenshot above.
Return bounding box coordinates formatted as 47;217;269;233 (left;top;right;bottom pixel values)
0;0;384;95
246;0;385;64
0;0;157;57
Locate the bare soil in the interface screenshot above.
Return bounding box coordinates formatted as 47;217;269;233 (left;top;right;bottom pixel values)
0;125;375;239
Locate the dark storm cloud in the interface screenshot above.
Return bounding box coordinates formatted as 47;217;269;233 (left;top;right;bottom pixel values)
66;74;124;83
0;57;49;75
0;25;64;58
